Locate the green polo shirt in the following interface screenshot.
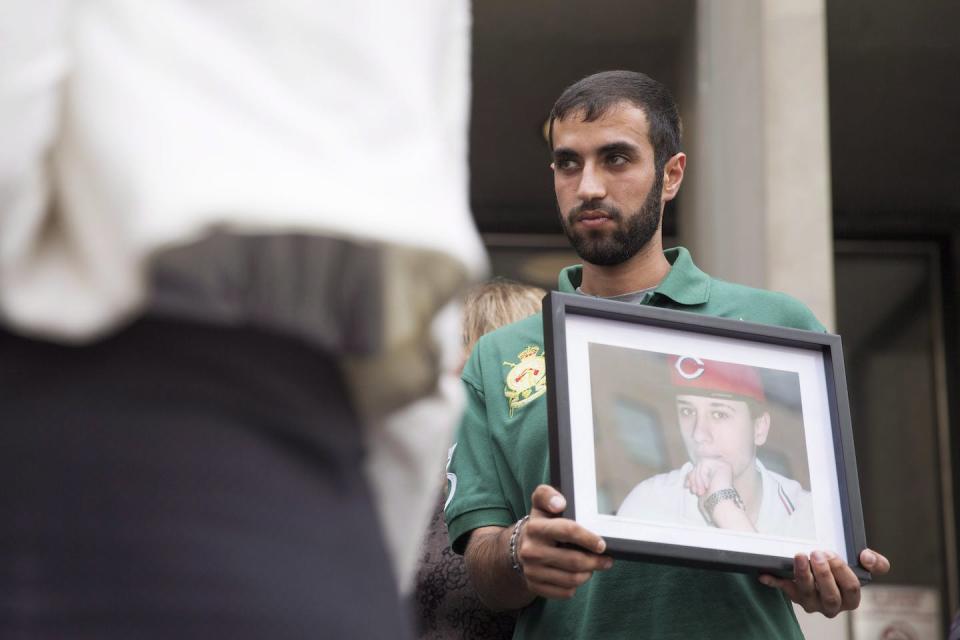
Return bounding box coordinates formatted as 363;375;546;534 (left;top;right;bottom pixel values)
445;247;824;640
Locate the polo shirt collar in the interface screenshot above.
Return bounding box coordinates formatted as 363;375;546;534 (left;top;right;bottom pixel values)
556;246;711;306
655;247;711;305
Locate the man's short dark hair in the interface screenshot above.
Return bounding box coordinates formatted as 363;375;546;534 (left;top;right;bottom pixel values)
549;70;682;171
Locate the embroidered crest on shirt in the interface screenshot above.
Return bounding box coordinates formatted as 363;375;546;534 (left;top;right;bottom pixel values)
503;345;547;417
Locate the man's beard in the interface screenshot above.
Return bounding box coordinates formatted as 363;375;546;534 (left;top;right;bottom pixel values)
559;171;664;266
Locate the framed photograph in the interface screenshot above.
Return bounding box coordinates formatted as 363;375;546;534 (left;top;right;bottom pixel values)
543;291;871;581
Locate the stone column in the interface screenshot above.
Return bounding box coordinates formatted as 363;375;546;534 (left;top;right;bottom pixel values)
680;0;836;332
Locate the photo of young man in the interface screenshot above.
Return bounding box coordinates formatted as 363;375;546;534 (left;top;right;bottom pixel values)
616;355;816;540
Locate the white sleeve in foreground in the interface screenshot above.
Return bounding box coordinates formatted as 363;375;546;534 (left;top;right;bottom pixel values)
362;298;467;595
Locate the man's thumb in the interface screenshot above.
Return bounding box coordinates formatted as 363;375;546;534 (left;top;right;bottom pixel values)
531;484;566;515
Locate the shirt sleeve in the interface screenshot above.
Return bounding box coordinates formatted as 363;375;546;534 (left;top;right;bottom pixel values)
0;0;69;274
776;292;828;333
444;347;514;554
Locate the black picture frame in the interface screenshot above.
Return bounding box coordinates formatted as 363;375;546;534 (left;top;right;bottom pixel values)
543;291;871;582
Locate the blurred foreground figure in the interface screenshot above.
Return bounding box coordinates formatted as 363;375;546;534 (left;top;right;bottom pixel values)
414;279;545;640
0;1;484;638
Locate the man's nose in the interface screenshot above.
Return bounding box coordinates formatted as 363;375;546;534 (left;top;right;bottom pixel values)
576;163;606;202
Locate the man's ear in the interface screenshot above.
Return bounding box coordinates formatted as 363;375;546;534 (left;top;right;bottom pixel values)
661;152;686;202
753;412;771;446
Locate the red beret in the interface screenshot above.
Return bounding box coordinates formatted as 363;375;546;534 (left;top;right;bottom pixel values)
668;355;765;404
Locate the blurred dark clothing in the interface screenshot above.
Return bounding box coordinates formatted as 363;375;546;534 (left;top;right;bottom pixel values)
0;318;410;639
1;1;484;596
414;494;516;640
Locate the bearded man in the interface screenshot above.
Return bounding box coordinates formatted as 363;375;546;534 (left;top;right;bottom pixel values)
444;70;890;639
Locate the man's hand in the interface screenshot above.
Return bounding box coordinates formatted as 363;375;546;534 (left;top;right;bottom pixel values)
758;548;891;617
517;484;614;600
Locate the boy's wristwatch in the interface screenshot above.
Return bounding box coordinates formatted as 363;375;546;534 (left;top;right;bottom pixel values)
704;488;745;525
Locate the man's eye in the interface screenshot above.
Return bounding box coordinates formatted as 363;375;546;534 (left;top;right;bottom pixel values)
556;159;579;171
679;407;694;418
710;410;730;421
607;154;629;166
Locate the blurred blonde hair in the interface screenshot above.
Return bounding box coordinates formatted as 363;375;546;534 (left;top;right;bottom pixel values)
462;279;546;358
